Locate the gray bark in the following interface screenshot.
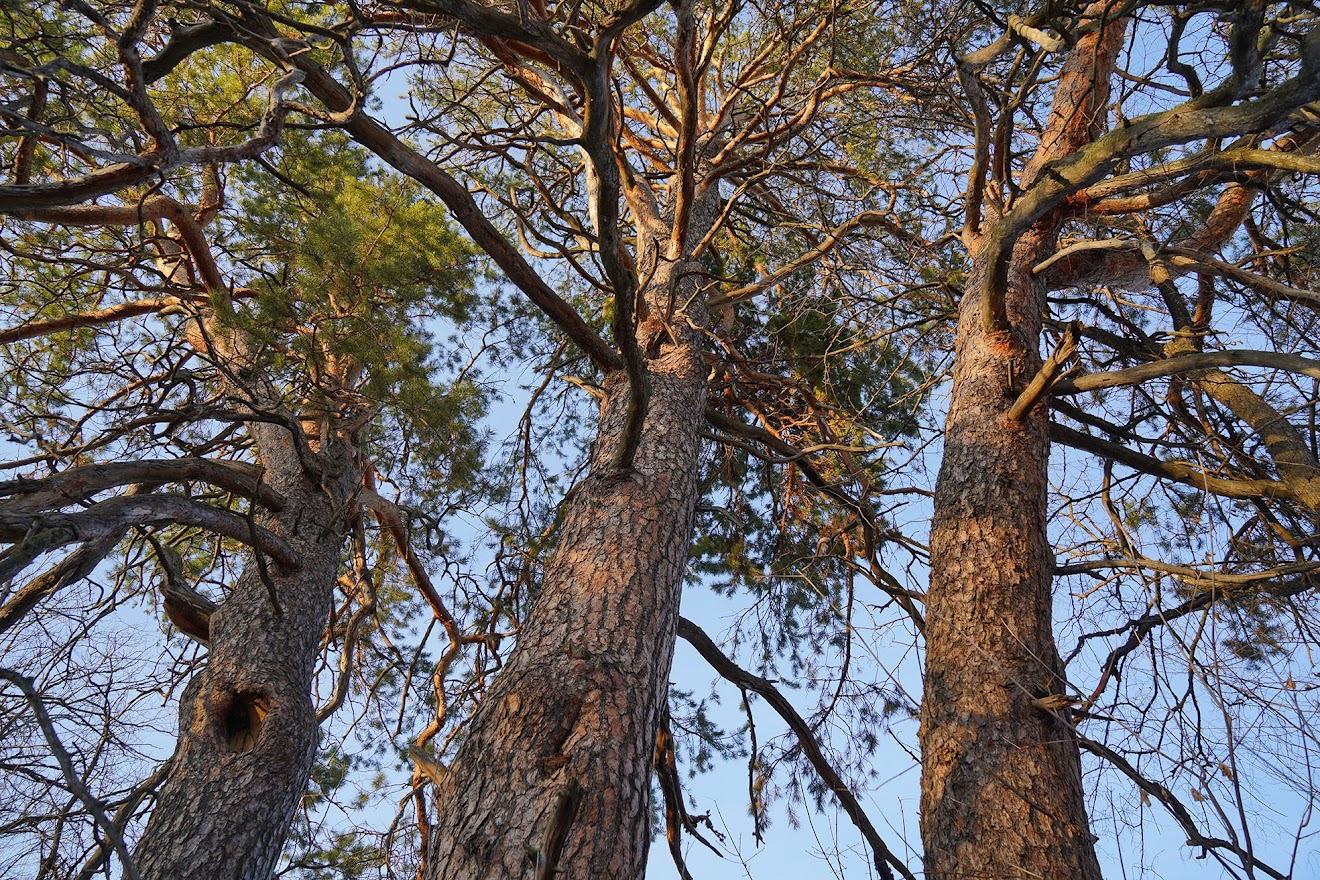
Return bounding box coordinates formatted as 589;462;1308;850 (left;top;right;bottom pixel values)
133;422;358;880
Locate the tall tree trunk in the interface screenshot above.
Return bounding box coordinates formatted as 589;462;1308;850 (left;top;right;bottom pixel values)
920;238;1105;880
133;421;357;880
919;10;1124;879
425;232;709;880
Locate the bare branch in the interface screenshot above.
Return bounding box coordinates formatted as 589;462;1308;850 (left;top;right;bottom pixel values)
1078;735;1286;880
0;459;286;514
0;668;142;880
1050;421;1297;502
678;616;915;880
1055;350;1320;395
0;529;126;637
0;494;298;582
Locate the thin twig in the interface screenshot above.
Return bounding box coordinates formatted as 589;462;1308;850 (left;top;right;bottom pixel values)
0;668;143;880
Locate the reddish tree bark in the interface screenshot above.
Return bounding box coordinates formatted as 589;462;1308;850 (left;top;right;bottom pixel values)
919;9;1125;879
425;222;711;878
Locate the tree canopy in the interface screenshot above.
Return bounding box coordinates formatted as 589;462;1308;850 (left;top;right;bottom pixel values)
2;2;1320;879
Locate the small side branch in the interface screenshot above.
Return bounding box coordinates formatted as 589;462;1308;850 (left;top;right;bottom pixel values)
654;710;712;880
678;617;915;880
1006;320;1080;423
956;60;993;240
244;497;282;617
1051;420;1296;502
1007;13;1064;53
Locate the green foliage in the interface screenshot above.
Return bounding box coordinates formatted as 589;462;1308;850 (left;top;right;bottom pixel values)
691;248;929;666
219;133;490;497
669;686;746;773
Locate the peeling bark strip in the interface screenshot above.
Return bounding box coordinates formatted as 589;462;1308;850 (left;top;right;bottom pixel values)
533;779;584;880
919;7;1125;879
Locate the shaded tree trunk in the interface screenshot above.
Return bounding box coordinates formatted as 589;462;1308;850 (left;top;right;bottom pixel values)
919;10;1124;879
426;236;709;880
133;421;358;880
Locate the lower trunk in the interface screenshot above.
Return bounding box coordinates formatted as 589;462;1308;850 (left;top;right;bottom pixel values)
424;332;707;879
919;239;1101;880
133;424;354;880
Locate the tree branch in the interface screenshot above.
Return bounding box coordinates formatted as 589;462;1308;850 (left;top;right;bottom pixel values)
1050;421;1296;502
678;616;915;880
1006;320;1079;422
0;290;258;345
283;46;623;373
0;529;127;637
1078;735;1286;879
0;494;298;583
0;459;285;514
706;211;903;309
981;26;1320;333
0;668;142;880
0;75;304;213
1054;350;1320;395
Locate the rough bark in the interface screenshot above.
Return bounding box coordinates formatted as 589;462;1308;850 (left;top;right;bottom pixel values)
425;226;710;880
919;10;1124;879
132;421;358;880
920;239;1104;880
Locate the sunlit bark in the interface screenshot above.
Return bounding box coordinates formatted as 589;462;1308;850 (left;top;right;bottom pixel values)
919;8;1125;878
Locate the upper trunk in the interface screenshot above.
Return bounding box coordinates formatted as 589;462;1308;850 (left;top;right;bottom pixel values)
919;235;1103;880
133;421;357;880
919;9;1125;879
